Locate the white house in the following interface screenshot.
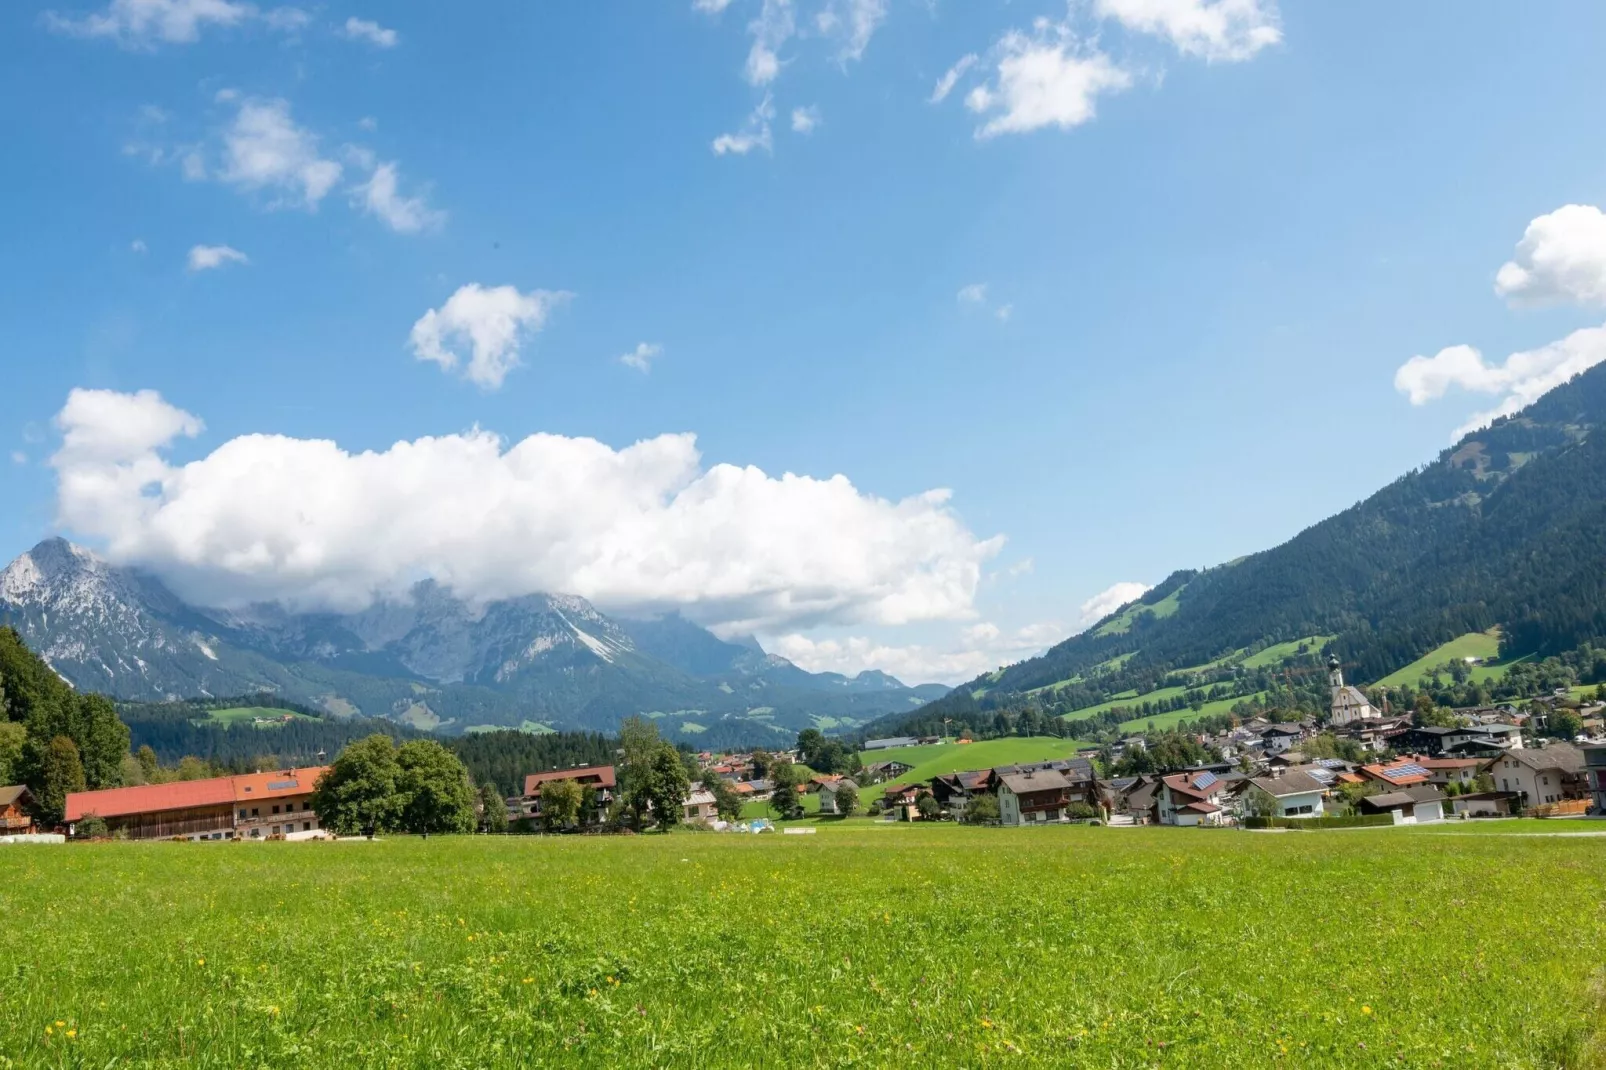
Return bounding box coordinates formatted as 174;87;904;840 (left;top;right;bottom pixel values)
1233;770;1326;819
681;789;718;822
1156;770;1226;826
996;770;1072;825
1481;743;1585;809
816;779;859;816
1260;724;1304;756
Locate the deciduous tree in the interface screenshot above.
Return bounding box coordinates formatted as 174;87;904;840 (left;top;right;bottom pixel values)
396;739;477;834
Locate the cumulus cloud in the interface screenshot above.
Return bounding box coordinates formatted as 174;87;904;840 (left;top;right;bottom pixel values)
215;97;342;208
1094;0;1281;62
186;243;248;271
352;161;443;233
339;15;396;47
49;389;1004;635
409;284;569;390
957;283;988;305
130;238;148;254
964;26;1132;139
1494;204;1606;307
712;94;776;156
693;0;735;13
791;106;820;134
619;343;662;373
44;0;304;46
10;451;27;466
1078;580;1153;625
931;53;979;103
772;619;1061;686
1394;325;1606;440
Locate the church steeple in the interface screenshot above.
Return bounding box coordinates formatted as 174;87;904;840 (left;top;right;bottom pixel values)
1327;654;1344;691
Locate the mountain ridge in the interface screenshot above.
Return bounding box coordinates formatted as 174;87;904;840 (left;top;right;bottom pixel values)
0;539;946;741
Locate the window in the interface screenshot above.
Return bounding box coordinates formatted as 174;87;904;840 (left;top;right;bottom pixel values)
303;822;311;831
272;805;280;815
251;808;259;817
271;825;280;835
238;809;246;820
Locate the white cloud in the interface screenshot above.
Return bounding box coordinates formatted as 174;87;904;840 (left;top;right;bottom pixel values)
49;390;1004;636
10;451;26;466
1078;580;1152;625
130;239;148;254
995;303;1014;322
791;106;820;134
186;244;248;271
712;94;776;156
965;26;1133;139
339;15;397;46
819;0;888;63
1394;324;1606;440
957;283;988;305
1006;556;1034;577
409;284;569;390
693;0;735;12
216;97;342;208
1494;204;1606;307
931;53;978;103
1095;0;1281;62
45;0;307;46
619;342;662;373
744;0;794;86
45;0;252;44
772;619;1060;686
357;116;378;132
352;161;443;233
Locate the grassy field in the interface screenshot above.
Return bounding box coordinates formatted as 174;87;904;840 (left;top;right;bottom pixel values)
1376;629;1504;688
1242;635;1335;669
1111;691;1269;734
197;706;317;728
863;736;1091;800
1;827;1602;1067
1092;585;1185;637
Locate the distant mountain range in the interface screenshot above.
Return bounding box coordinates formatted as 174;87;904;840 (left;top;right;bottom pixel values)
868;363;1606;737
0;538;948;742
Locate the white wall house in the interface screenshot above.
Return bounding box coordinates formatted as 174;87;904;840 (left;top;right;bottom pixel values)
1236;771;1327;819
1483;744;1585;808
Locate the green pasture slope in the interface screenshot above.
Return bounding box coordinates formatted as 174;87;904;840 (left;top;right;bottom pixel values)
2;827;1602;1067
862;736;1090;800
198;706;317;728
1376;630;1504;688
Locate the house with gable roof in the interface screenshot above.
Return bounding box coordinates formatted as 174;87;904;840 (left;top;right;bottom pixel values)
1157;770;1226;826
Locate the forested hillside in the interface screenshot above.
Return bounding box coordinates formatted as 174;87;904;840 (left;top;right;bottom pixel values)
878;364;1606;737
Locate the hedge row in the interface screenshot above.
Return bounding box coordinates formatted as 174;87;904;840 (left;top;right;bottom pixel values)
1242;814;1393;829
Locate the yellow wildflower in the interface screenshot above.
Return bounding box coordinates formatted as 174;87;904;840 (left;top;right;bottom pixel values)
1361;1006;1372;1016
66;1030;77;1039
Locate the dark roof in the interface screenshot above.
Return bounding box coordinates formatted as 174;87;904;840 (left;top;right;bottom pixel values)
998;770;1072;795
1246;770;1328;797
1490;743;1585;775
1262;725;1304;737
1360;785;1448;812
0;785;33;808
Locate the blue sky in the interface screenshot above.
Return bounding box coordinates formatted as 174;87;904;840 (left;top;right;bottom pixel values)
6;0;1606;684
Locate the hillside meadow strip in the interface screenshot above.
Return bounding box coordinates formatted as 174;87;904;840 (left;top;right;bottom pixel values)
1;826;1603;1068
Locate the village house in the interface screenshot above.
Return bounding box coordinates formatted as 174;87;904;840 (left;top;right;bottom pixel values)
1584;744;1606;813
1341;716;1411;753
996;769;1072;825
0;786;37;836
63;767;329;841
1115;775;1159;824
1156;770;1226;826
1358;785;1447;824
1416;757;1483;790
816;778;859;815
1359;759;1432;789
928;769;991;817
682;789;718;822
860;760;913;784
1447;791;1519;818
1231;769;1327;819
863;737;918;752
1259;724;1305;756
1480;743;1586;809
521;765;617;825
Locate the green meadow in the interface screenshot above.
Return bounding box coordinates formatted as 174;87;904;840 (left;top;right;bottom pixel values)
1376;629;1505;688
861;736;1090;800
2;826;1603;1068
196;706;317;728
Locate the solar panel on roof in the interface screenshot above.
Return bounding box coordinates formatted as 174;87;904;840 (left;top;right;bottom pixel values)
1194;771;1218;789
1386;763;1427;779
266;779;299;790
1316;758;1344;768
